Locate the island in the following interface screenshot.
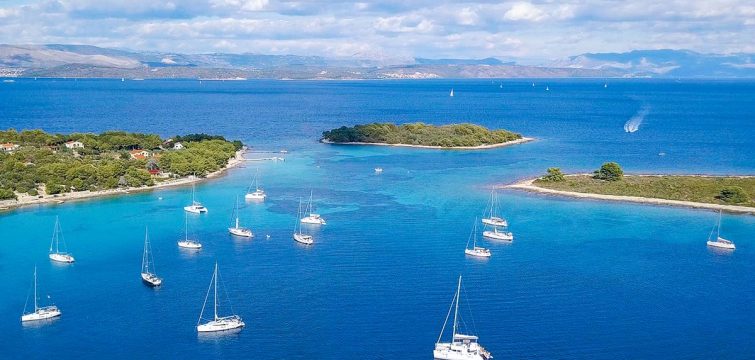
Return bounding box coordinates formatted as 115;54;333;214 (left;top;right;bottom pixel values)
321;122;532;149
0;129;244;210
506;163;755;214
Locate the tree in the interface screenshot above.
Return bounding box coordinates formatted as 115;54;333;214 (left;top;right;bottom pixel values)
541;167;565;182
0;188;16;200
593;162;624;181
719;186;749;204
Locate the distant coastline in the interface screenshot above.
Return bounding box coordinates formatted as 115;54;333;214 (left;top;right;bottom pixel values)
0;150;244;212
321;137;534;150
504;175;755;215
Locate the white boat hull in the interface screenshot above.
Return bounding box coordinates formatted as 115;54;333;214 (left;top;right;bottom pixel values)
184;205;207;214
197;316;245;333
434;343;491;360
482;230;513;241
178;240;202;249
707;240;735;250
229;227;253;238
141;272;162;287
481;218;507;227
300;215;326;225
49;253;75;263
21;306;61;322
245;192;266;201
293;233;313;245
465;248;491;258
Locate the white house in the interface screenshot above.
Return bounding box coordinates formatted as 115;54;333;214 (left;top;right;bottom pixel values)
64;141;84;149
0;143;20;152
129;149;151;160
173;142;184;150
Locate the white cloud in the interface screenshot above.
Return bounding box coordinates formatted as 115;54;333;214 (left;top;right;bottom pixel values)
503;2;547;22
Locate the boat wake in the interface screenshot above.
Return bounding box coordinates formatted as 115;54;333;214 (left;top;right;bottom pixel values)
624;105;650;133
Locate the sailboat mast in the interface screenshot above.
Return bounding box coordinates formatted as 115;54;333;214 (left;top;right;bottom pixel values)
213;263;219;320
717;210;722;239
34;266;38;311
452;276;461;341
185;214;189;241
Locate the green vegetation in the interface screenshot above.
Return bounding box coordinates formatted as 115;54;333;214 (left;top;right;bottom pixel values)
593;162;624;181
321;122;522;148
0;129;240;199
540;167;565;182
533;173;755;208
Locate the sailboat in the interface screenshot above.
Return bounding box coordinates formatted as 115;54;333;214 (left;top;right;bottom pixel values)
184;184;208;213
178;213;203;249
228;197;253;238
481;191;507;227
433;276;492;360
49;217;75;263
21;266;62;322
545;86;550;91
465;221;491;258
300;191;326;225
449;89;454;97
141;227;163;287
293;198;314;245
482;226;513;241
244;169;266;201
196;263;245;333
707;210;735;250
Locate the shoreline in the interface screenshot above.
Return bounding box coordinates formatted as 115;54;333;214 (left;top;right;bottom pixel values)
0;150;245;212
321;137;535;150
503;176;755;215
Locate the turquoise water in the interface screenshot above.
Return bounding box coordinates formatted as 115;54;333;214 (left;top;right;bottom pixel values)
0;79;754;359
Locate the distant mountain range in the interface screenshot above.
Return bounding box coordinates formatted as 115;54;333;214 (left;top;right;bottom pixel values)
1;44;752;79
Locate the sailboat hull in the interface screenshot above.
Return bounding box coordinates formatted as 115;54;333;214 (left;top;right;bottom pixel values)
481;218;507;227
21;306;61;322
141;272;163;287
707;240;735;250
300;215;326;225
229;227;253;237
433;343;491;360
197;316;245;332
482;230;513;241
465;248;491;258
49;253;75;263
293;233;314;245
245;192;266;201
178;240;202;249
184;205;207;213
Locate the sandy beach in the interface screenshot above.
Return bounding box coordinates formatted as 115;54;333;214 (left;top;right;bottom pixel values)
0;150;246;212
321;137;535;150
503;176;755;215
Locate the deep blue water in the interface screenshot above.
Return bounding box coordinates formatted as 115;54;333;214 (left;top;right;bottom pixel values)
0;79;754;359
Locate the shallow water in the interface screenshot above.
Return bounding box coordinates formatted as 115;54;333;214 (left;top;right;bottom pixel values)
0;79;753;359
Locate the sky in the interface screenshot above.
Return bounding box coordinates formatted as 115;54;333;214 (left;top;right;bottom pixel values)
0;0;753;61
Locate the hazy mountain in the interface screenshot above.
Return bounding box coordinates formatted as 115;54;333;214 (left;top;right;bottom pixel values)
1;44;752;79
549;49;755;78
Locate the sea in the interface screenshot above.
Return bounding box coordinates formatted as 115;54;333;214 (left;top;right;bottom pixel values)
0;78;753;359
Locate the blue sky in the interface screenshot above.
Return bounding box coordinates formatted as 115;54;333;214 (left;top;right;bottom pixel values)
0;0;753;60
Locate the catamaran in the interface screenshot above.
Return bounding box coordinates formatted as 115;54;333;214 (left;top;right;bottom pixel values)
433;276;492;360
228;197;253;238
707;210;736;250
21;266;62;322
196;263;245;333
300;191;326;225
482;227;513;241
465;221;491;258
49;217;75;263
184;184;208;213
245;169;266;201
481;190;508;227
141;227;163;287
178;213;202;249
293;198;314;245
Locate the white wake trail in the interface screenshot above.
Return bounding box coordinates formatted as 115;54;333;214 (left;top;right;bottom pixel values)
624;105;650;133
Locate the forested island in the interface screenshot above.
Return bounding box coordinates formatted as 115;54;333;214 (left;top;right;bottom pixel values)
321;123;530;149
508;163;755;213
0;129;242;202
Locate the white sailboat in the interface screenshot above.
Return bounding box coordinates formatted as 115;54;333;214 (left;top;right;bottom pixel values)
141;227;163;287
300;191;326;225
178;213;202;249
374;167;383;174
482;227;513;241
465;221;491;258
49;217;75;263
196;263;245;333
449;89;454;97
433;276;492;360
21;266;62;322
293;198;314;245
707;210;735;250
244;169;266;201
184;184;208;213
228;197;253;238
481;191;508;227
